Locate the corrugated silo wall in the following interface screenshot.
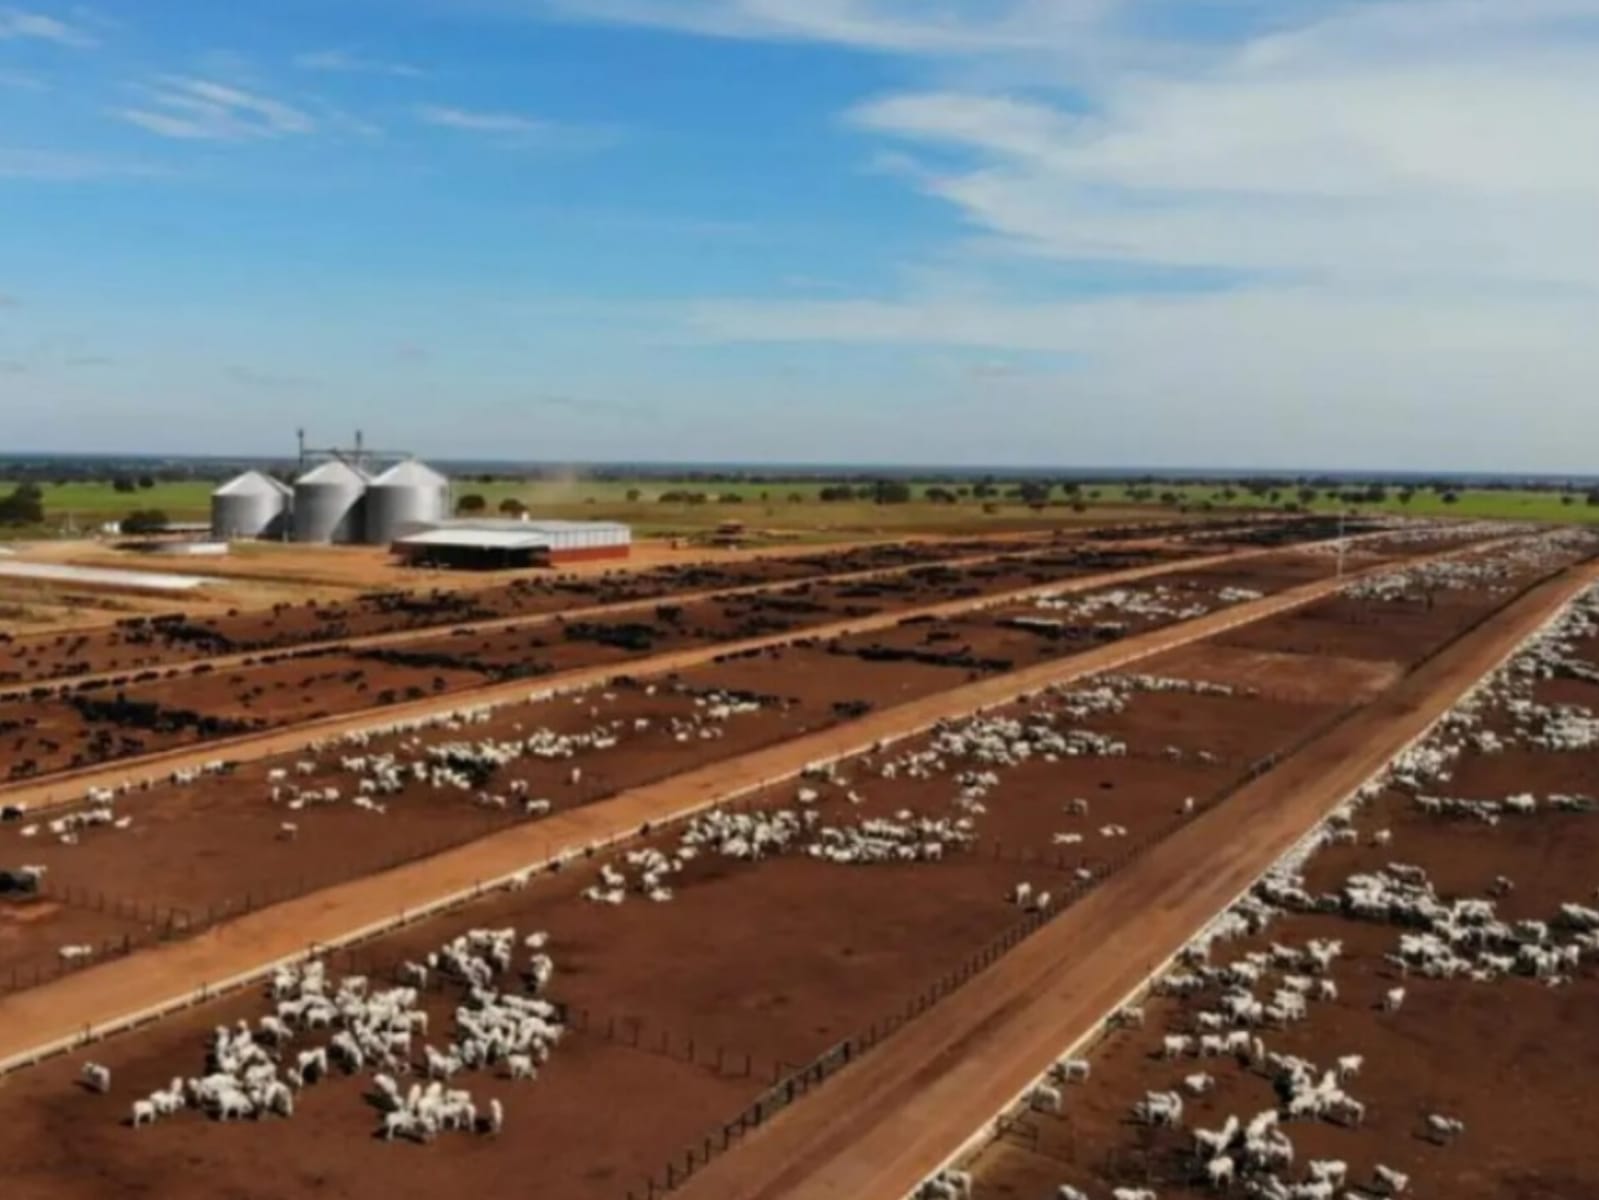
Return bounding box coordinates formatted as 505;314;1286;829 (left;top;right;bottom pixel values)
292;483;367;544
211;491;288;540
365;483;449;544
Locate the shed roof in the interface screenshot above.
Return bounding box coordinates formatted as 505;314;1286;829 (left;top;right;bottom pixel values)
393;529;554;551
214;470;293;497
430;518;630;535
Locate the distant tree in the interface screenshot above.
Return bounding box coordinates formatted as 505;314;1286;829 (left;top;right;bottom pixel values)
136;475;156;490
1017;481;1052;507
718;493;745;504
1398;489;1415;505
121;509;169;534
956;486;972;497
1087;488;1101;500
873;480;913;505
0;484;44;526
818;485;853;502
1297;486;1318;506
498;497;528;517
972;482;997;499
1441;491;1460;505
625;488;642;503
1159;490;1181;506
787;492;805;504
456;493;487;515
111;476;136;494
1561;494;1576;506
1586;490;1599;507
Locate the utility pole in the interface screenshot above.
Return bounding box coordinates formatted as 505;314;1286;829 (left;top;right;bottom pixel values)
1336;509;1348;579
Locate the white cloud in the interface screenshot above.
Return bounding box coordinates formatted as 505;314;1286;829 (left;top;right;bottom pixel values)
0;7;96;47
560;0;1120;54
116;77;315;142
0;67;46;89
294;49;425;78
554;0;1599;469
0;146;167;179
416;104;546;134
415;104;621;148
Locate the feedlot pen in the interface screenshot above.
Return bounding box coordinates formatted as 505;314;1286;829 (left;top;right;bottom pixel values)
0;526;1586;1200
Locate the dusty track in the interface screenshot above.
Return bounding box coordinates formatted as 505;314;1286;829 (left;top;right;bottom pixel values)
0;535;1065;702
0;541;1297;811
668;560;1599;1200
0;550;1436;1073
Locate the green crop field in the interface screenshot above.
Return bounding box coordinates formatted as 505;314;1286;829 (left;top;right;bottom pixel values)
4;476;1598;542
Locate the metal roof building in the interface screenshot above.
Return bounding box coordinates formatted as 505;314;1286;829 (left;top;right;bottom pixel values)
392;519;631;570
210;470;293;540
292;459;370;544
365;459;450;544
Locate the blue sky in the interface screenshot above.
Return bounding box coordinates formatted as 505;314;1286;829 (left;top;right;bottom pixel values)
3;1;1598;470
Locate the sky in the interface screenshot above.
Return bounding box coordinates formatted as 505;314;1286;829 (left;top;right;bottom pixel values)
3;0;1598;471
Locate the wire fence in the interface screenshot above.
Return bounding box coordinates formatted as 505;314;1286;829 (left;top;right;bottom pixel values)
614;560;1586;1199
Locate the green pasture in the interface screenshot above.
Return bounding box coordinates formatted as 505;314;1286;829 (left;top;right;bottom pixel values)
5;477;1598;541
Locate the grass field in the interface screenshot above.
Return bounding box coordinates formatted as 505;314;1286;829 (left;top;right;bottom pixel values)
5;477;1599;540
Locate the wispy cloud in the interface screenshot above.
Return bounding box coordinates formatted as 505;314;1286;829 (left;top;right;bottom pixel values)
415;103;621;148
532;0;1599;468
0;67;46;89
294;48;425;78
0;147;168;180
416;104;545;134
531;0;1076;55
116;76;315;142
0;6;97;48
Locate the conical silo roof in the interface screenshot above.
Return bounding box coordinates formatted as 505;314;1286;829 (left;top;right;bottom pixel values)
215;470;293;497
295;459;370;487
371;459;449;488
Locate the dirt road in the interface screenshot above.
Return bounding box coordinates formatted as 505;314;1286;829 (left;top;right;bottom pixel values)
0;555;1417;1075
668;562;1599;1200
0;534;1070;701
0;541;1290;811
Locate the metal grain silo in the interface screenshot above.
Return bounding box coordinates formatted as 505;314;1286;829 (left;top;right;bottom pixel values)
210;470;292;540
291;459;369;544
365;459;450;544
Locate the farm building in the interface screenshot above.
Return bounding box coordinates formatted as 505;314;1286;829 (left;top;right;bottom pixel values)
391;519;632;569
210;452;452;545
210;471;292;540
291;459;371;545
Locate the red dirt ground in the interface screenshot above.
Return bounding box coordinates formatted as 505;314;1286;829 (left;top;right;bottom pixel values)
0;663;1367;1200
965;596;1599;1200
